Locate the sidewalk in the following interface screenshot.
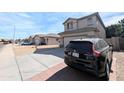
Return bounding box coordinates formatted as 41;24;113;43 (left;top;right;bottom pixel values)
0;44;4;52
0;44;21;80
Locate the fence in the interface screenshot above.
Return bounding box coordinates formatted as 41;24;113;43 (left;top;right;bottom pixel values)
105;37;124;51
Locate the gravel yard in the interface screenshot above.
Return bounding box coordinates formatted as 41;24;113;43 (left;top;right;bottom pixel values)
114;52;124;80
13;45;59;56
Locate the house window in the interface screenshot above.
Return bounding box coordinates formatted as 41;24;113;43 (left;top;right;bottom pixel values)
67;23;70;29
67;22;73;29
87;17;93;26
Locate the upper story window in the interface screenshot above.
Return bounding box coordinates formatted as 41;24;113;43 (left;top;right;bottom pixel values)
87;17;93;26
67;22;73;29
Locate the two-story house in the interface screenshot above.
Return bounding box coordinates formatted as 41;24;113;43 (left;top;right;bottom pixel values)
59;12;106;47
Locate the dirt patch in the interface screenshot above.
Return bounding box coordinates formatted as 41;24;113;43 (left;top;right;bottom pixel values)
14;45;36;56
114;52;124;81
37;45;59;49
14;45;59;56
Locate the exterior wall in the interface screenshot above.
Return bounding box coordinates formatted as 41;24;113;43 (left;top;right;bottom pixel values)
64;16;97;31
64;19;77;31
47;37;59;45
62;31;96;47
61;31;96;37
63;16;106;39
95;16;106;38
78;16;97;29
59;37;64;47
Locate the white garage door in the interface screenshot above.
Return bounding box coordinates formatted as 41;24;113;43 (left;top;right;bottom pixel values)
64;36;86;47
47;38;58;45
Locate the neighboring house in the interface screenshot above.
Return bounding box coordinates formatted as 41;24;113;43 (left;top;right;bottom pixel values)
33;34;46;45
28;33;60;45
59;12;106;47
28;35;35;44
45;34;60;45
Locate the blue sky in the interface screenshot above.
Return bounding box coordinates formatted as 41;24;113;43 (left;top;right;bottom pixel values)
0;12;124;39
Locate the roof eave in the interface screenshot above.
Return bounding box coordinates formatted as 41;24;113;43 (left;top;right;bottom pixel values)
63;18;77;24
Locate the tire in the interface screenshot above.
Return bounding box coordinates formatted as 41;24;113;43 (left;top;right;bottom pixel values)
64;59;73;67
103;62;110;81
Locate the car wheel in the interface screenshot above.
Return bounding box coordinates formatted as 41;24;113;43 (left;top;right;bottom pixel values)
104;62;110;81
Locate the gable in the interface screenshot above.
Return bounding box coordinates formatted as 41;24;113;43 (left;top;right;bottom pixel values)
63;18;77;24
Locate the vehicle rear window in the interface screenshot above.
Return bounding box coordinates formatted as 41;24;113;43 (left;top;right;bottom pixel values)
95;40;108;50
66;41;93;53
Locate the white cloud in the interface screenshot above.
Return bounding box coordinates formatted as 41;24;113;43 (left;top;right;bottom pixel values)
103;14;124;26
1;12;124;39
17;13;31;18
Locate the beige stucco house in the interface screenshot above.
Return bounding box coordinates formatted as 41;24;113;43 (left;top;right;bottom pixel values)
28;34;60;45
33;34;46;45
45;34;60;45
59;12;106;47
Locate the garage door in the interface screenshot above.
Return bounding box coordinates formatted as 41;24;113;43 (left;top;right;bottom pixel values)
64;36;86;47
48;38;58;45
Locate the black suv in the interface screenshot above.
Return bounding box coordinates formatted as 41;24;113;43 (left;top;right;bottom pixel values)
64;38;113;80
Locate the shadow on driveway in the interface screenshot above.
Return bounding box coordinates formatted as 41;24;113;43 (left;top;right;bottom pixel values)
34;47;64;59
47;66;104;81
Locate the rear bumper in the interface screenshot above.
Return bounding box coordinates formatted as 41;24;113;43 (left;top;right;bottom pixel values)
64;55;100;77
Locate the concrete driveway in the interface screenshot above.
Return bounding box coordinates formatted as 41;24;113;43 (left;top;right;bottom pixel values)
16;47;64;80
0;44;64;80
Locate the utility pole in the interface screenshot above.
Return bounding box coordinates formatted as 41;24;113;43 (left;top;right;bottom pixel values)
13;24;15;45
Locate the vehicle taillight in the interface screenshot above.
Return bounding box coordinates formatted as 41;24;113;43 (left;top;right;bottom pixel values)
92;45;101;57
